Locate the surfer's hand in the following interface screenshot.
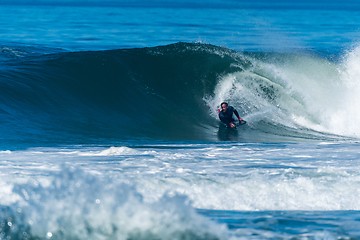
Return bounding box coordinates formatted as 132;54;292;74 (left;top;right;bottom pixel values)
229;122;236;128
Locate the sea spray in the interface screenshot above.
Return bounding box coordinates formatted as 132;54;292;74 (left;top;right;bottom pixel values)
205;50;360;139
1;166;228;240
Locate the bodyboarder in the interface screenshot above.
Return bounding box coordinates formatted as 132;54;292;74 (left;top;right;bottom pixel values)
217;102;245;128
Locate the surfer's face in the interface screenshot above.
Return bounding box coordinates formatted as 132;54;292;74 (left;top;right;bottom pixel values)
221;104;228;112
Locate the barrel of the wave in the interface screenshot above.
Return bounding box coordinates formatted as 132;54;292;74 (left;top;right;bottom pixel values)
217;102;246;129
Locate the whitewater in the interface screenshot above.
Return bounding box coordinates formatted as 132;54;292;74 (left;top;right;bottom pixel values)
1;1;360;240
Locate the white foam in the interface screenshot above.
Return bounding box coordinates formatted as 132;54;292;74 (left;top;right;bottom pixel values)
0;181;22;205
331;45;360;137
2;143;360;213
79;146;140;156
205;49;360;138
4;167;229;240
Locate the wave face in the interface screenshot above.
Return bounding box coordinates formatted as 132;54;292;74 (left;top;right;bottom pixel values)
0;42;359;145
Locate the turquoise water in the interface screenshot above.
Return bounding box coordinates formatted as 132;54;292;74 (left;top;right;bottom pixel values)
1;1;360;239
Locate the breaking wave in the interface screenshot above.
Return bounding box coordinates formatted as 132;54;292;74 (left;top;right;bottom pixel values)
1;42;359;146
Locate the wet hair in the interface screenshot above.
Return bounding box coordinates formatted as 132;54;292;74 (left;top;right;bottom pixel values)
220;102;228;107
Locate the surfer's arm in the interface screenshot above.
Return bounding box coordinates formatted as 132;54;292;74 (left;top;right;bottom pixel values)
233;109;244;121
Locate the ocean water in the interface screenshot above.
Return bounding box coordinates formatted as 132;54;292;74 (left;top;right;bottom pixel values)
1;0;360;239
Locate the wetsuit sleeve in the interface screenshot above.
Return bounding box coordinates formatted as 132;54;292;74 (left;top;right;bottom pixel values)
234;109;240;119
234;109;243;121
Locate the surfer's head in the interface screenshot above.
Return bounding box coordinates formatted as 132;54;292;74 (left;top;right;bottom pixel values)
221;102;228;112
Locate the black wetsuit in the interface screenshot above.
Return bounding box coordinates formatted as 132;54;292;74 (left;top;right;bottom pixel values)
219;106;240;126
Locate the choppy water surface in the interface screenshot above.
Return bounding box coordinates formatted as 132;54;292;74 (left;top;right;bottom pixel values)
2;142;360;239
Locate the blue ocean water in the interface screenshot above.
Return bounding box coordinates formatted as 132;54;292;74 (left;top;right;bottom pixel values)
1;1;360;239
